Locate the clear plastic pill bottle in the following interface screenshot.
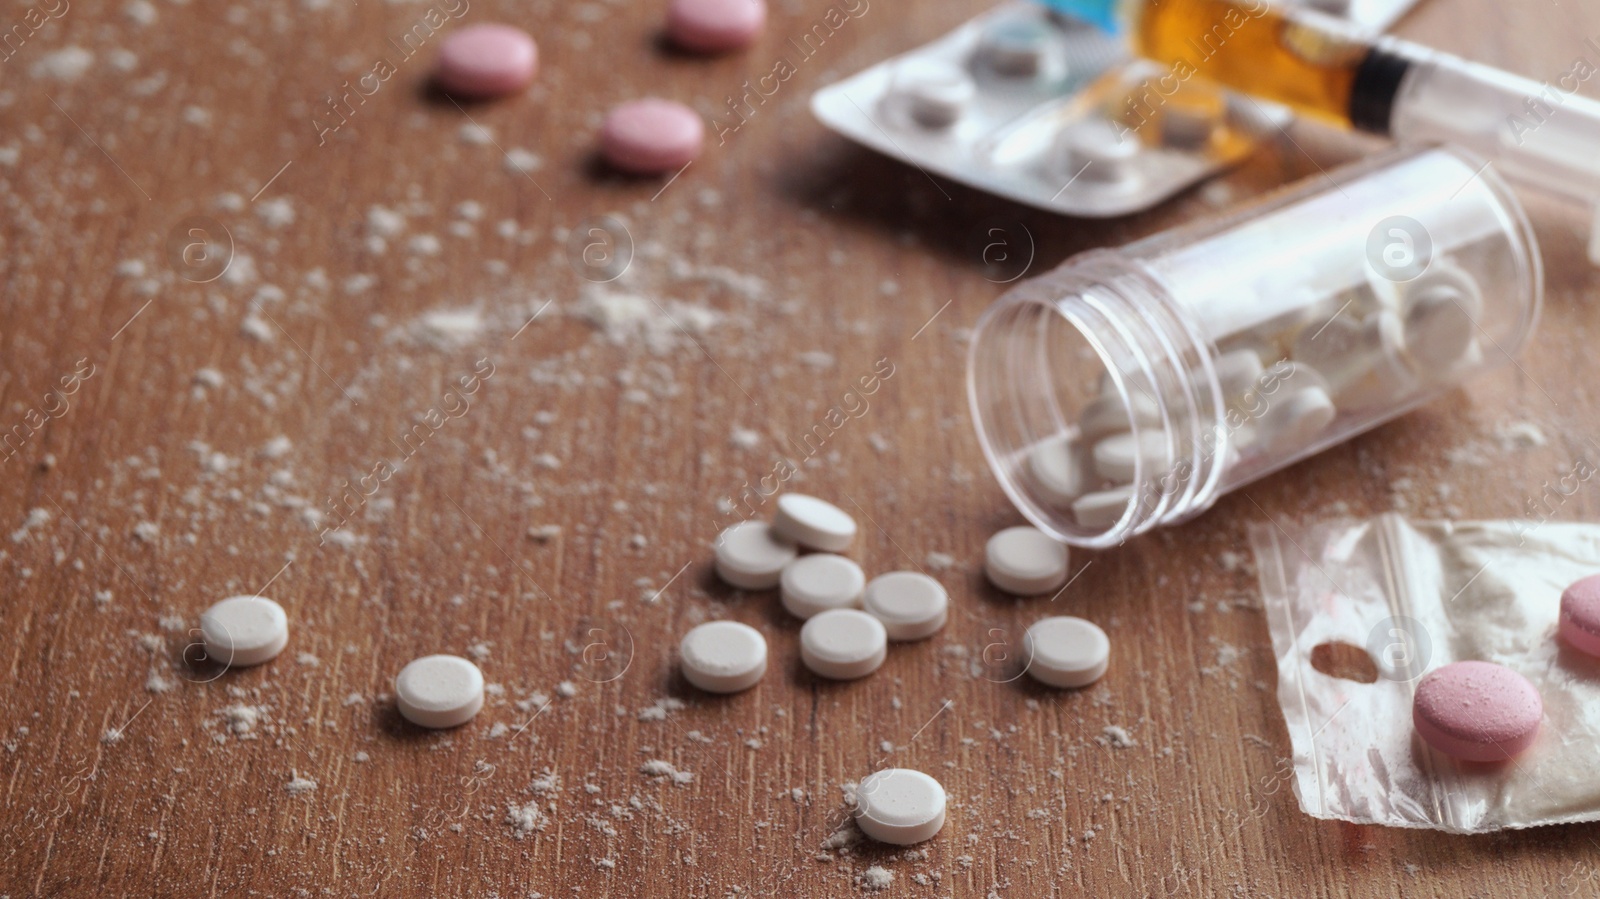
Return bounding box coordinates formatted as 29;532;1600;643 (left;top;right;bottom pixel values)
968;146;1542;548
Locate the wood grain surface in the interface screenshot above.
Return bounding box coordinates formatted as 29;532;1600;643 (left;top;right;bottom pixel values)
3;0;1600;896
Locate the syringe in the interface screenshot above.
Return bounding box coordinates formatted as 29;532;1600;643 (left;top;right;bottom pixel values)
1040;0;1600;264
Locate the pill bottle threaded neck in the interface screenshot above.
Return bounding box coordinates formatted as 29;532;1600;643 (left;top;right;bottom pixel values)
968;250;1228;548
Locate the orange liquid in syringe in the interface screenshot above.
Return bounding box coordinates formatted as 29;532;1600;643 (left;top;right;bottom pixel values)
1128;0;1368;127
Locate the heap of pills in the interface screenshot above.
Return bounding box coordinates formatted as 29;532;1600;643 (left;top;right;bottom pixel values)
694;494;949;690
1020;259;1487;533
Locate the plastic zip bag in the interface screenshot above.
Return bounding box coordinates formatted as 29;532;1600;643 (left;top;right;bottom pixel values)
1250;513;1600;832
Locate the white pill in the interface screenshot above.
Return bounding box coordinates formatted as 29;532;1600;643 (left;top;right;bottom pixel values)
862;572;949;641
984;526;1069;595
799;609;887;680
780;553;866;620
1258;384;1336;452
1078;391;1159;442
714;520;798;589
772;493;857;552
1024;616;1110;688
1026;435;1086;506
395;654;485;728
1057;119;1140;186
1159;99;1219;150
1092;430;1169;484
1210;348;1264;400
892;60;974;128
199;595;289;668
679;621;767;694
1072;485;1134;530
853;768;947;845
1399;264;1482;374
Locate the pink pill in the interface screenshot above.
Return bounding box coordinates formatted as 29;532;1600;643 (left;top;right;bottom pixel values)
1412;661;1542;763
600;99;704;175
435;24;538;98
666;0;767;54
1560;573;1600;657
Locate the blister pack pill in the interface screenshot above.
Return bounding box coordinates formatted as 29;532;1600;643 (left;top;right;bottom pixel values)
810;0;1421;217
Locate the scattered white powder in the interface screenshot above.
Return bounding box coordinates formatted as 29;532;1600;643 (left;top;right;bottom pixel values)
555;680;577;698
730;427;761;449
798;350;836;370
125;0;158;25
101;727;125;744
574;287;719;354
637;697;686;721
1496;420;1547;450
33;47;94;81
260;436;293;459
256;197;295;228
11;508;51;543
505;801;547;838
861;866;894;890
240;315;274;342
144;671;174;693
193;368;225;388
640;759;694;785
412;308;484;347
132;521;160;543
1100;725;1136;748
285;774;317;795
458;122;495;144
219;704;263;735
367;205;406;237
821;824;862;850
924;552;955;571
504;148;542;174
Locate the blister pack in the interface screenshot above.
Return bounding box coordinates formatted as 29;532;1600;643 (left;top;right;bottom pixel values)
810;0;1422;217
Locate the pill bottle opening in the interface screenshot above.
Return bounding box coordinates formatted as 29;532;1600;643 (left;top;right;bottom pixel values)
967;261;1226;549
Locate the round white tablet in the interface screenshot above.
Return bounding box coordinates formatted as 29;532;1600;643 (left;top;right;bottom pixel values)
853;768;947;845
1023;616;1110;688
862;572;948;641
892;61;975;128
199;595;289;668
780;553;866;619
714;520;798;589
1026;435;1085;506
984;526;1069;596
1072;485;1134;530
395;654;485;728
799;609;887;680
1092;429;1168;484
679;621;767;693
772;494;857;552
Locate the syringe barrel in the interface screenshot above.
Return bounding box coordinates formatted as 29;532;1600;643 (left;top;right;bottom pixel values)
1390;44;1600;211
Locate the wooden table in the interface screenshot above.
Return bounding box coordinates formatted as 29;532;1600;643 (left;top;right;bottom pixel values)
4;0;1599;895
